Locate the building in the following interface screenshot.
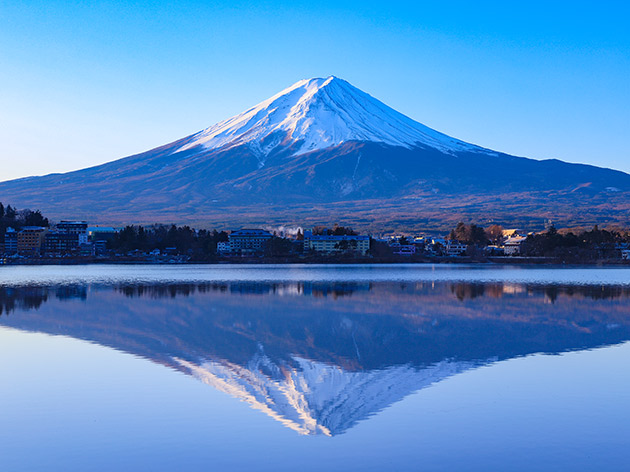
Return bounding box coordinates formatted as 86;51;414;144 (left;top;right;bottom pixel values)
621;249;630;260
88;226;117;256
502;229;524;238
504;236;527;256
58;221;89;245
17;227;48;255
446;241;468;256
88;226;117;242
390;243;417;256
228;229;273;255
217;241;231;254
303;231;370;255
484;245;505;256
44;232;80;255
4;227;17;254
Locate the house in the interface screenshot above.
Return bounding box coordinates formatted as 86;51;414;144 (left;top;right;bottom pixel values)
484;245;505;256
446;241;468;256
390;243;417;256
229;229;273;255
303;231;370;255
504;236;527;256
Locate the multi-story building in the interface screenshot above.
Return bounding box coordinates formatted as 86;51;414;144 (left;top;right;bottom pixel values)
303;231;370;255
44;232;80;255
17;226;47;255
88;226;117;242
446;241;468;256
228;229;273;254
217;241;231;254
58;221;89;245
503;236;527;256
4;227;18;254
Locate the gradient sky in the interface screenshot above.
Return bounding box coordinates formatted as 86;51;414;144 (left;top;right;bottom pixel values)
1;1;629;181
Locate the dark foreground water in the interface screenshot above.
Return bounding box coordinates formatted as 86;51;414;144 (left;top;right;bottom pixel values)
1;264;629;471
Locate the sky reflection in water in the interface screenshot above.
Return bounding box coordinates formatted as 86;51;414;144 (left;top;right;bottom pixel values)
1;265;629;471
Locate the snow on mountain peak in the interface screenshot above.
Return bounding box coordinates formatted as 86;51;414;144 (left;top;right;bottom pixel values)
174;352;476;436
177;76;482;157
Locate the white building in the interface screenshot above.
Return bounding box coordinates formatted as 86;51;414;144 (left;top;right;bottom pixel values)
303;231;370;255
446;241;468;256
229;229;273;254
504;236;527;255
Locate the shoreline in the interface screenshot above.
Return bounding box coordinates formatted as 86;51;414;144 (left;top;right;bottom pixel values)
1;256;629;267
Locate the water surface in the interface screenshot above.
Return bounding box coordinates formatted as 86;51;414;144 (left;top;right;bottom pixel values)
1;264;629;471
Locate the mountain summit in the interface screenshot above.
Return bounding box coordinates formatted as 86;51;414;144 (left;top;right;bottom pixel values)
177;76;482;159
0;76;629;230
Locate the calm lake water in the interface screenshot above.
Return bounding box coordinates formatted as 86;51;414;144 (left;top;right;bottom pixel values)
1;264;629;471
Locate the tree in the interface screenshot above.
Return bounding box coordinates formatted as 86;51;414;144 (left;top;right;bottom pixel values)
485;224;504;244
264;236;294;257
0;202;4;219
5;205;16;220
449;222;488;245
368;238;393;258
21;209;49;227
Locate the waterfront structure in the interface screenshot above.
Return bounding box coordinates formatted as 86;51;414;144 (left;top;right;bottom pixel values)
58;221;89;245
4;227;17;254
303;231;369;255
44;232;81;255
217;241;231;254
446;241;468;256
504;235;527;255
228;229;273;255
390;243;417;256
17;226;47;255
88;226;117;242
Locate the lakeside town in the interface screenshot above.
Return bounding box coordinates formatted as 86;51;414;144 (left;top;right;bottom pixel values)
1;202;630;264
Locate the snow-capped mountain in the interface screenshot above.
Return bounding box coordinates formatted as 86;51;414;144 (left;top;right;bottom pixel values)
176;76;484;160
175;353;475;436
1;76;629;230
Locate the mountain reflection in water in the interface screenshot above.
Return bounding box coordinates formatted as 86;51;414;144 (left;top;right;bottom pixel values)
1;281;630;436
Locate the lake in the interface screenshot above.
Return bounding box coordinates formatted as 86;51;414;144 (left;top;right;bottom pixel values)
1;264;629;471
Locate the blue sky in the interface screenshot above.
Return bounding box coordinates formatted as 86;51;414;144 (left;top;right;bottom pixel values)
1;0;629;180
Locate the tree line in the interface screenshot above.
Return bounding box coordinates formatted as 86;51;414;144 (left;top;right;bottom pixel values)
0;202;49;234
109;225;229;259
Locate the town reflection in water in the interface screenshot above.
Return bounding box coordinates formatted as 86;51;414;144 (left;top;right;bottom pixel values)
2;280;630;436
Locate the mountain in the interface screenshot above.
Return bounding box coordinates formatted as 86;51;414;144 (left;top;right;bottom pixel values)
1;76;629;230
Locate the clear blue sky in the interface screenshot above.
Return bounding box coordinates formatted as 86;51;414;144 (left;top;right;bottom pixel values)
1;0;629;181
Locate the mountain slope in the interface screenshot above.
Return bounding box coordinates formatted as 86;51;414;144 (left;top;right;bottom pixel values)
1;76;629;230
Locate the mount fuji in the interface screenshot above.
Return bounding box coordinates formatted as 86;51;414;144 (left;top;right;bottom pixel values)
1;76;629;230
